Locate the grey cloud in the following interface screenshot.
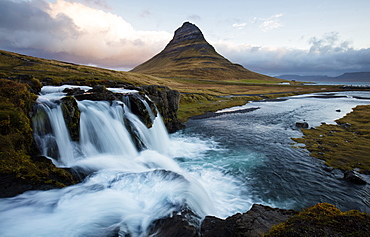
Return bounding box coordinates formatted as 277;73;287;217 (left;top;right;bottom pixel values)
0;0;79;42
216;43;370;76
308;32;352;54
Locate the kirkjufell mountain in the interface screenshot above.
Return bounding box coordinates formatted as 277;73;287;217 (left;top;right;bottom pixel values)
131;22;279;81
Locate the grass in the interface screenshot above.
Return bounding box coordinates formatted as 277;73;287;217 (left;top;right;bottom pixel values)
293;105;370;173
0;49;345;123
267;203;370;236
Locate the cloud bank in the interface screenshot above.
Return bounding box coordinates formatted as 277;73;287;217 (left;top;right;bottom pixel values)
0;0;171;69
215;32;370;76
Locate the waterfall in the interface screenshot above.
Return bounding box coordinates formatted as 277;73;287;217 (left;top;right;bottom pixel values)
0;86;218;237
0;86;250;237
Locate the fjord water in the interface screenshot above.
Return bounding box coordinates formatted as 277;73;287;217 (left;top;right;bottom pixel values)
0;88;370;236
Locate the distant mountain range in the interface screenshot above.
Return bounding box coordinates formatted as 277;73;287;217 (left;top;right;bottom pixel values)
277;72;370;82
131;22;282;82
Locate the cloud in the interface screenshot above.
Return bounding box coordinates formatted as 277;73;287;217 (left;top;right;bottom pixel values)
232;22;247;30
0;0;171;69
308;31;351;54
214;32;370;76
232;14;283;32
258;13;283;32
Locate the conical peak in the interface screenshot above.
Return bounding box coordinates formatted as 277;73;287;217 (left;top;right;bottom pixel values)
171;22;206;44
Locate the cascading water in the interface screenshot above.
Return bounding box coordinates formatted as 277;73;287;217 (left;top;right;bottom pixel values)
0;86;249;237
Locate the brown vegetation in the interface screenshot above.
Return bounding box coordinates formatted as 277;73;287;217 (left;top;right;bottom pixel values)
293;105;370;173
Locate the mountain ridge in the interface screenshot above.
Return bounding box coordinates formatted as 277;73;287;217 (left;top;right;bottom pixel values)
131;22;281;82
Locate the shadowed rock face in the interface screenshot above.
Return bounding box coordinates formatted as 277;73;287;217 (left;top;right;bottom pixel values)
147;204;298;237
163;22;217;56
130;22;275;81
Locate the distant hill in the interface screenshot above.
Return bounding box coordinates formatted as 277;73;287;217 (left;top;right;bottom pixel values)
277;72;370;82
131;22;281;82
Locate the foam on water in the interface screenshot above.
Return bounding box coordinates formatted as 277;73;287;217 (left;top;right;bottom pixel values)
0;86;251;236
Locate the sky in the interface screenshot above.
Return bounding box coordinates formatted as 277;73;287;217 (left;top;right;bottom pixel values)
1;0;370;76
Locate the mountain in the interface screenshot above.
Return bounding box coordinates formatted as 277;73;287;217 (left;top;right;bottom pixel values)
131;22;279;82
277;72;370;82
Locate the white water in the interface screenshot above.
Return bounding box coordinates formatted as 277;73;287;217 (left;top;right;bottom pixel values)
0;86;249;237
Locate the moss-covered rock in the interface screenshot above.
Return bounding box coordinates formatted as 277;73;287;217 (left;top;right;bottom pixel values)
0;79;78;197
60;96;80;141
267;203;370;236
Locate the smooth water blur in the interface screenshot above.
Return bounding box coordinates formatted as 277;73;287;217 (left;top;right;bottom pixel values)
0;86;250;237
183;91;370;213
1;88;370;236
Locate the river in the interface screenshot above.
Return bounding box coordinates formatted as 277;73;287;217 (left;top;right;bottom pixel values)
0;88;369;236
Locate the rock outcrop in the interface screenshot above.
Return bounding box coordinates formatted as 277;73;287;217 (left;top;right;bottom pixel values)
140;85;185;133
201;204;298;237
60;96;80;141
147;204;298;237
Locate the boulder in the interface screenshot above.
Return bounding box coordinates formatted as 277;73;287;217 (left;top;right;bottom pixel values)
296;121;309;128
201;204;298;237
343;170;367;185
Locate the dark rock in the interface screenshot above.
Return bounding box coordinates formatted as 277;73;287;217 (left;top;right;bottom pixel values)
323;166;334;172
126;92;156;128
201;204;298;237
60;96;80;141
0;156;79;198
343;170;367;184
336;109;341;112
147;213;198;237
89;85;106;93
296;121;309;128
140;85;185;133
63;87;85;96
74;88;118;101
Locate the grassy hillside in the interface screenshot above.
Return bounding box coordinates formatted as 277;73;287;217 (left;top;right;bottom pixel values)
0;49;344;122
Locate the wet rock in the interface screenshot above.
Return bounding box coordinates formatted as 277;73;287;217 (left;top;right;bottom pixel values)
201;204;298;237
140;85;185;133
126;92;156;128
343;170;367;185
74;86;118;101
60;96;80;141
63;87;85;96
147;213;198;237
89;85;106;93
296;121;309;128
